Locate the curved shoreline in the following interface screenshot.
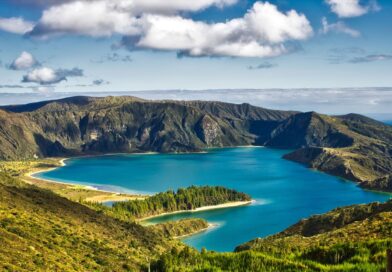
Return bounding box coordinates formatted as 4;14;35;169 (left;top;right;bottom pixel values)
24;158;256;209
139;200;255;222
23;158;146;203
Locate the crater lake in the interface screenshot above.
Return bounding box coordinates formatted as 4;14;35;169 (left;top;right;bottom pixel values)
36;147;390;252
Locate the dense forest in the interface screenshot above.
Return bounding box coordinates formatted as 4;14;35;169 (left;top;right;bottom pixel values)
112;186;251;219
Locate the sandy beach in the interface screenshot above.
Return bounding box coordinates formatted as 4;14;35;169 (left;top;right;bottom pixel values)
139;200;254;222
23;158;144;203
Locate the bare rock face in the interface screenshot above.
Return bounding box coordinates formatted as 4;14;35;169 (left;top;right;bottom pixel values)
195;115;222;146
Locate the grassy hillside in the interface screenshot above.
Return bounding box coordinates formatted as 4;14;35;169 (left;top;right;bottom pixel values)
0;172;181;271
1;163;391;271
153;200;392;271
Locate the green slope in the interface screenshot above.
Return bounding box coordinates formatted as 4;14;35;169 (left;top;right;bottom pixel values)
0;172;180;271
153;200;392;271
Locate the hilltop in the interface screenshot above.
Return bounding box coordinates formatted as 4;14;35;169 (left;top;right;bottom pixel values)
1;96;391;192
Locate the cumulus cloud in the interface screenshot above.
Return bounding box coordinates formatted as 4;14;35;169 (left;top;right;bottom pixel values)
10;51;38;70
27;1;312;58
321;17;360;37
12;0;236;11
29;1;141;37
10;0;76;6
22;67;83;85
325;0;380;18
0;17;35;34
28;0;238;37
127;2;313;57
248;62;277;70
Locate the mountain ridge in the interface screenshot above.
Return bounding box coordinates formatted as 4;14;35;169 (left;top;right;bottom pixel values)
1;96;391;192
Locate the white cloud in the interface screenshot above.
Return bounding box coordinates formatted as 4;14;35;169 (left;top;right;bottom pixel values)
129;0;237;14
22;67;83;85
30;1;140;37
321;17;360;37
28;1;312;58
0;17;35;34
10;51;38;70
22;67;58;84
29;0;237;37
32;86;54;93
325;0;380;18
12;0;236;11
135;2;313;57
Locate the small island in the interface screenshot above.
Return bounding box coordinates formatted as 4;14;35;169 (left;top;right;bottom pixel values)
111;186;252;220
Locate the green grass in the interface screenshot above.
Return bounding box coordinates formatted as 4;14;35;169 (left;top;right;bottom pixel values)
0;172;181;271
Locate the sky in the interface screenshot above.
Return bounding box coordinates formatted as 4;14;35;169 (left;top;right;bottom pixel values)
0;0;391;115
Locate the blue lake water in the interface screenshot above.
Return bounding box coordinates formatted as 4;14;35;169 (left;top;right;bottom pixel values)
37;147;390;252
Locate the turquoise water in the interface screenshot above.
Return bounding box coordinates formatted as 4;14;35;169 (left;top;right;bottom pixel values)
37;147;390;252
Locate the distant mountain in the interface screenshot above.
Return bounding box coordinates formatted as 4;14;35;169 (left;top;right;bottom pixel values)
0;96;294;158
1;96;391;192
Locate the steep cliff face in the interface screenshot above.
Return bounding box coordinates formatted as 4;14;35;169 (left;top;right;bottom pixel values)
0;96;293;159
195;115;223;146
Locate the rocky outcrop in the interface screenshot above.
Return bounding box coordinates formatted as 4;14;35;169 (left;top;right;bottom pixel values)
195;115;223;146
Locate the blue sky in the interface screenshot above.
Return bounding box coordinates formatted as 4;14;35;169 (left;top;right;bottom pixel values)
0;0;391;94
